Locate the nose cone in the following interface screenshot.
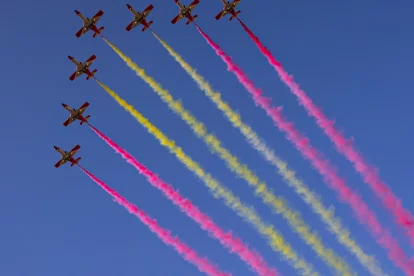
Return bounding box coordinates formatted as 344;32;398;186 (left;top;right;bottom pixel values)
61;103;66;107
126;4;131;9
54;146;58;150
75;10;81;15
68;55;73;60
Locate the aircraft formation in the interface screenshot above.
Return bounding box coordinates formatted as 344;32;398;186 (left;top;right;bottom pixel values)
54;1;414;276
56;0;241;167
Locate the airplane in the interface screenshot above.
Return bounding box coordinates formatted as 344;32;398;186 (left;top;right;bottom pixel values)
75;10;105;38
54;145;81;168
215;0;241;21
171;0;200;25
62;102;91;126
68;55;97;81
126;4;154;32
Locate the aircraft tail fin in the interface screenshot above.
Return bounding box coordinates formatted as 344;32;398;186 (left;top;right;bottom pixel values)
142;21;154;32
71;157;81;166
93;27;104;38
86;69;97;80
186;15;198;25
80;115;91;125
229;10;241;21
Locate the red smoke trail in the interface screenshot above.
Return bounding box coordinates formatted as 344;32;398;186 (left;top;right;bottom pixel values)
237;19;414;242
78;166;230;276
88;124;278;276
195;25;414;274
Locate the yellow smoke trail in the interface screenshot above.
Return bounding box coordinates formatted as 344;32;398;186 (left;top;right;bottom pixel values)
95;79;318;276
151;33;385;276
102;38;353;276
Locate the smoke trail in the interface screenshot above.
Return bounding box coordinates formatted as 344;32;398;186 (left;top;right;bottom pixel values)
88;124;278;276
238;19;414;244
152;30;385;276
198;24;414;274
120;31;352;276
78;166;229;276
101;38;323;275
94;78;317;276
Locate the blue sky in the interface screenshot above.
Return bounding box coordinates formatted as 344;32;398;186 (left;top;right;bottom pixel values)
1;1;413;275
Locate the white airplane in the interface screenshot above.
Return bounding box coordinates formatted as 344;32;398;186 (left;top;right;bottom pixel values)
54;145;81;168
126;4;154;32
215;0;241;21
62;102;91;126
171;0;200;25
75;10;105;38
68;55;97;81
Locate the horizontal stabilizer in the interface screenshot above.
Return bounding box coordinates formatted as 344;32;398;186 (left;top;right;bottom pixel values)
93;27;104;38
71;157;81;166
229;10;241;21
186;15;198;25
80;115;91;125
86;69;97;80
142;21;154;32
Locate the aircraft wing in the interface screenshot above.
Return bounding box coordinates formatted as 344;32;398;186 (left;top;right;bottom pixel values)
68;56;81;67
215;10;228;20
75;10;88;22
92;10;104;22
84;55;96;67
188;0;200;9
54;146;64;155
78;102;90;114
171;14;184;24
232;0;241;6
69;145;81;156
143;4;154;16
69;71;81;81
75;27;88;38
63;117;75;126
55;159;67;168
126;20;139;31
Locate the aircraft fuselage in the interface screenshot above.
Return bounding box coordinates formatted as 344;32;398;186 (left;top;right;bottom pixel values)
70;109;80;118
225;2;236;11
181;6;192;16
83;18;97;29
78;62;89;73
59;150;72;161
134;13;145;22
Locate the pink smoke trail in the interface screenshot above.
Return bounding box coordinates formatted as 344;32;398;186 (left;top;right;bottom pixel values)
237;19;414;243
195;25;414;274
78;166;230;276
88;124;278;276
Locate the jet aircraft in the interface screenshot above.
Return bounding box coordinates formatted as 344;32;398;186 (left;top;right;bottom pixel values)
126;4;154;32
68;55;97;81
54;145;81;168
75;10;105;38
171;0;200;25
215;0;241;20
62;102;91;126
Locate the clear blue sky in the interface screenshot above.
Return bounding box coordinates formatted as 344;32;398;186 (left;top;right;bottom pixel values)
1;1;413;275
